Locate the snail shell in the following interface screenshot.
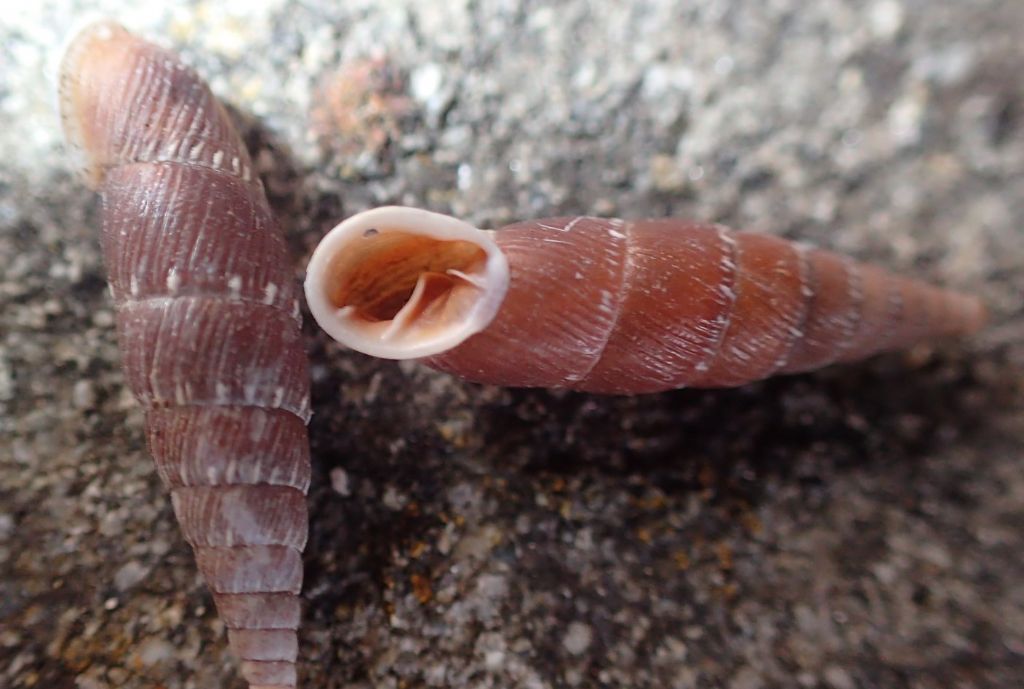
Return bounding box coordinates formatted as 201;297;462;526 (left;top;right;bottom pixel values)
305;207;986;392
60;22;310;689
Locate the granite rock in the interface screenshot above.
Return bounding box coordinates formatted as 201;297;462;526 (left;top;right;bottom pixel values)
1;1;1022;688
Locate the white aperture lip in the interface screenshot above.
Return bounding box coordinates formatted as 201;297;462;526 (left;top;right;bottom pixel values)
304;206;510;359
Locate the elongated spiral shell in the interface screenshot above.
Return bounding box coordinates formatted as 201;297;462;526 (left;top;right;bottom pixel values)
305;207;986;393
61;22;310;688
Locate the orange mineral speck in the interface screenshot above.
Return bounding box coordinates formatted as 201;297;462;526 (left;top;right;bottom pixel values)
673;550;692;570
410;573;433;605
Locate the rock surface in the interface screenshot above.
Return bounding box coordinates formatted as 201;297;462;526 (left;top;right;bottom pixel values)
1;1;1022;688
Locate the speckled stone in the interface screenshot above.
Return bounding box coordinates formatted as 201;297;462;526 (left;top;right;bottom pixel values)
1;1;1022;689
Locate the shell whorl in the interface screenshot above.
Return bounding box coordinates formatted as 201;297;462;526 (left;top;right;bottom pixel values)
305;210;987;393
61;22;310;689
59;21;255;188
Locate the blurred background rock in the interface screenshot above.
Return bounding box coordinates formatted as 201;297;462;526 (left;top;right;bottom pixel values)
1;1;1021;688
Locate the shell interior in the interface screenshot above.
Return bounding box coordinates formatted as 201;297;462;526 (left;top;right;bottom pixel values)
305;206;509;359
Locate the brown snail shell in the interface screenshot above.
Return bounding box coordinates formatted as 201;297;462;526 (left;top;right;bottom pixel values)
60;21;311;689
306;207;986;392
